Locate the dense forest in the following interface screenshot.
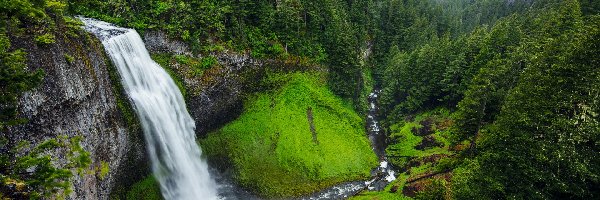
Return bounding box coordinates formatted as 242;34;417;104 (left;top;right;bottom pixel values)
1;0;599;199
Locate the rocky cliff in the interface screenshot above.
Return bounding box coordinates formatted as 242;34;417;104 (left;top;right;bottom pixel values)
143;30;320;136
6;23;147;199
5;22;319;199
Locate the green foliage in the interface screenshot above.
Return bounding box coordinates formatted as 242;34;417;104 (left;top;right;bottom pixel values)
98;161;109;180
375;1;600;198
0;33;44;129
64;53;74;63
0;4;90;197
0;135;91;199
200;73;377;197
68;136;92;175
379;37;456;117
199;56;218;71
379;13;525;120
45;0;67;14
385;108;452;168
34;33;55;45
4;0;599;199
0;0;47;23
69;0;229;52
581;0;600;15
63;16;84;37
168;54;218;77
126;176;162;200
415;179;447;200
448;16;525;148
67;0;377;101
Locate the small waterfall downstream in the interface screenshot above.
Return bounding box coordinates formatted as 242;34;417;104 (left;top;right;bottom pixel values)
365;90;396;190
80;18;218;200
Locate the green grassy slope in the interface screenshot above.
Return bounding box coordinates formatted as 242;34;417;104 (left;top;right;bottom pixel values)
200;72;378;197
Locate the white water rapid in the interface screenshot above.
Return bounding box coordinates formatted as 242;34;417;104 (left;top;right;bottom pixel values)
80;18;219;200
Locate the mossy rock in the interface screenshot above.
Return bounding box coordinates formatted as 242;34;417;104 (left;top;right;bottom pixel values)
200;72;378;197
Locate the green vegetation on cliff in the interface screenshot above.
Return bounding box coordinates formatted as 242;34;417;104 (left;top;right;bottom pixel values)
1;1;94;199
201;73;378;197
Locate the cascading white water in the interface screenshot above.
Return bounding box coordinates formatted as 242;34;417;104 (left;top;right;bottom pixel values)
79;18;218;200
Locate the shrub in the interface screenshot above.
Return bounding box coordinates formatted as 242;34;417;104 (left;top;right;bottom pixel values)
98;161;109;180
64;54;74;63
35;33;55;46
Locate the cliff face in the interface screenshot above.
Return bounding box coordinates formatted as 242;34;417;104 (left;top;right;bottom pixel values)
6;25;147;199
143;30;249;136
143;30;319;136
5;25;262;199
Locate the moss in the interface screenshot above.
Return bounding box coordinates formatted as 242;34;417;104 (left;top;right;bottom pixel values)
63;16;84;38
99;161;109;180
386;108;453;167
200;72;378;197
125;176;162;200
151;53;220;96
64;54;74;64
199;56;218;71
162;65;187;99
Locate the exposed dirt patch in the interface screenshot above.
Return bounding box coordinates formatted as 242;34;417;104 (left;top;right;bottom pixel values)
415;135;443;150
390;185;399;193
403;172;452;197
449;143;468;151
412;117;435;136
437;119;453;131
405;154;448;170
307;107;318;144
270;132;281;152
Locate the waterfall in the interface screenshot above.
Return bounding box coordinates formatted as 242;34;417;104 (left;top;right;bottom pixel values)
80;18;218;200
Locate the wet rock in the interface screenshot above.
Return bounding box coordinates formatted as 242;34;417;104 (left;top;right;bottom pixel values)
143;30;191;56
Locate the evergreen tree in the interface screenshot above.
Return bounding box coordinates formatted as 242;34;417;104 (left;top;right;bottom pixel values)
453;1;600;198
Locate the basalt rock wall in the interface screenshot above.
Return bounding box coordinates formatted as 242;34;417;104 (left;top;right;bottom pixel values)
143;30;320;137
6;24;147;199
